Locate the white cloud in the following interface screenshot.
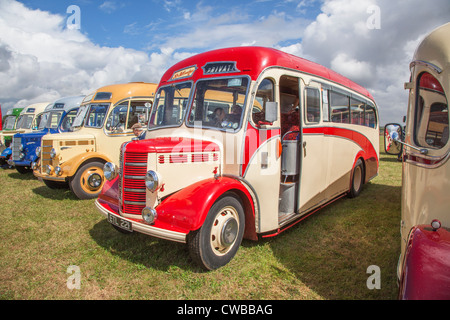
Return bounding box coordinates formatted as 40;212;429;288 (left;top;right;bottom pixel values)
0;0;175;112
298;0;450;124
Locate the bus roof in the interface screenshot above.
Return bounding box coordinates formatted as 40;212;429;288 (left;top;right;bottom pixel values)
82;82;158;105
20;102;50;115
46;95;85;112
412;22;450;74
160;46;374;101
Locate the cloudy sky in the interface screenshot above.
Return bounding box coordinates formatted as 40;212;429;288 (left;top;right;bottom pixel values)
0;0;449;125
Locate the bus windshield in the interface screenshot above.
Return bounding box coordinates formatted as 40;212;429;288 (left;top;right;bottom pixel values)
85;104;110;128
60;109;80;132
148;82;192;129
187;77;249;131
16;114;34;129
38;112;51;130
3;116;17;130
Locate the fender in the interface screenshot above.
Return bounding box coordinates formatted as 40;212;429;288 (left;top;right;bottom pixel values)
99;176;258;240
399;225;450;300
155;177;258;240
60;152;112;177
1;147;12;158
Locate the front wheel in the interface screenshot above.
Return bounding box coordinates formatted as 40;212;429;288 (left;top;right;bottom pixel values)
70;161;105;200
188;194;245;271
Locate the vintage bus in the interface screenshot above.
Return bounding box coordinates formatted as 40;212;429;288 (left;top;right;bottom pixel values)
0;103;49;167
0;107;24;152
34;82;157;199
95;47;379;270
11;95;85;174
385;23;450;299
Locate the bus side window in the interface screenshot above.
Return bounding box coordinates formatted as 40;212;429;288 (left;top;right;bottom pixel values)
414;72;449;149
305;87;320;124
330;91;350;124
253;78;275;125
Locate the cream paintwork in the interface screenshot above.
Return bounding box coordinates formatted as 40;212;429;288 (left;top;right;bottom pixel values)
1;102;49;145
139;68;378;235
35;83;157;190
398;23;450;279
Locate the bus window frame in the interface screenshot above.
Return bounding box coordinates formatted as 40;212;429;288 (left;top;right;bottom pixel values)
185;75;251;133
148;81;194;132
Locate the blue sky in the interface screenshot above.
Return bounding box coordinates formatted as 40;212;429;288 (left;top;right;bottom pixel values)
1;0;449;124
21;0;322;51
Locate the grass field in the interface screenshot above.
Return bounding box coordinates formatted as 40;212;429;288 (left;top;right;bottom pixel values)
0;140;402;300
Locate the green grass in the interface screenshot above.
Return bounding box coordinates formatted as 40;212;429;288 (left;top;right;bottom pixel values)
0;140;402;300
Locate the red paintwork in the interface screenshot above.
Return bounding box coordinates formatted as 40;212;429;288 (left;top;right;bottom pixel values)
98;176;257;239
399;225;450;300
304;126;379;181
124;137;220;154
159;47;374;101
419;72;444;93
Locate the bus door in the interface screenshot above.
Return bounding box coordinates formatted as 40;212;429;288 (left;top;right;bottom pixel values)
278;75;302;222
297;82;327;213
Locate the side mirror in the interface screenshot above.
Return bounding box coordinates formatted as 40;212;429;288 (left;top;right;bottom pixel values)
384;123;403;155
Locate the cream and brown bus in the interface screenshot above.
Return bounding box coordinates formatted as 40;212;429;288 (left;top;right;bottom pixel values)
96;47;379;270
34;82;157;199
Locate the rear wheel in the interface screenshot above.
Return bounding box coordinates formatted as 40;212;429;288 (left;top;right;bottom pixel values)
348;159;365;198
70;161;105;200
188;194;245;271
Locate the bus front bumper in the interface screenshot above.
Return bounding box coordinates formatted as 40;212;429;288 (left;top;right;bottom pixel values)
95;199;188;244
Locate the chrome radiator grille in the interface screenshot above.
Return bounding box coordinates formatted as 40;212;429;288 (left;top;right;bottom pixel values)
12;137;22;161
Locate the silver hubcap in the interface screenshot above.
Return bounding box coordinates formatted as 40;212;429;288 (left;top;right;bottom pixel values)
210;206;239;256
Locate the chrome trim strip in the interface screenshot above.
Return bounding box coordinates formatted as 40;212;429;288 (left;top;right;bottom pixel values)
125;163;147;167
410;60;443;74
124;200;146;205
124;175;146;180
124;188;146;193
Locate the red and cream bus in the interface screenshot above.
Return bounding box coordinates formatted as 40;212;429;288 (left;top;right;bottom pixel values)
96;47;379;270
385;23;450;300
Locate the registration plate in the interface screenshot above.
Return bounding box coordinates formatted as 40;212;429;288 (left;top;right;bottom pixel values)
108;213;132;232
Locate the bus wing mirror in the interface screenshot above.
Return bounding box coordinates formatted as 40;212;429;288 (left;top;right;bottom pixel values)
264;102;278;124
384;123;403;155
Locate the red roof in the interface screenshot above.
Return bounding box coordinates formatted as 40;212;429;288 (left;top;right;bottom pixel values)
160;46;374;101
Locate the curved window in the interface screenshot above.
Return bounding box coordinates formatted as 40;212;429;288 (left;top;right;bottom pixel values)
149;82;192;129
414;72;448;149
85;104;110;128
187;77;249;131
252;78;274;125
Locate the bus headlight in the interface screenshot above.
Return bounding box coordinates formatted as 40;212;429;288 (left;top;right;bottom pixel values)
36;147;41;157
145;170;161;192
46;165;54;175
142;207;157;225
55;166;62;176
31;162;37;170
103;162;118;181
50;148;57;159
19;152;25;160
19;145;24;152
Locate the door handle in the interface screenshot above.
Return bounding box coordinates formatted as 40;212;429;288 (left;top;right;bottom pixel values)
303;141;307;157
